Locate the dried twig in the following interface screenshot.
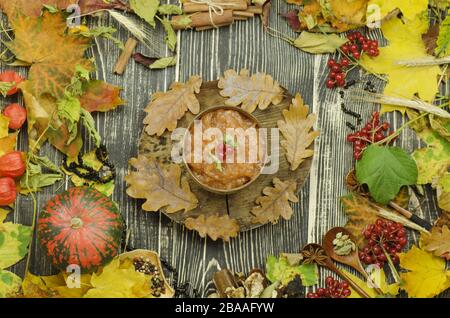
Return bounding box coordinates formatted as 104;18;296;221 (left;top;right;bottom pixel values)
348;89;450;119
396;56;450;67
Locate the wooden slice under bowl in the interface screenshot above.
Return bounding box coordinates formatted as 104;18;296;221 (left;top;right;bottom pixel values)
137;80;314;231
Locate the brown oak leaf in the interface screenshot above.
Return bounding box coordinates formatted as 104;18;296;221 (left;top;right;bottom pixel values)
184;214;240;241
277;94;319;171
341;192;379;248
218;69;284;113
79;80;124;112
281;10;301;32
251;178;299;224
422;225;450;260
125;155;198;213
143;76;202;136
6;11;92;99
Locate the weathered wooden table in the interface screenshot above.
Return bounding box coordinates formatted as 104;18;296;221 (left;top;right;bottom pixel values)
7;1;445;297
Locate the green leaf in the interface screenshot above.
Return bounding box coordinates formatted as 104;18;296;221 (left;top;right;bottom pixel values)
293;32;348;54
27;153;61;173
57;93;81;145
80;108;101;147
157;4;183;15
20;172;63;193
130;0;160;28
0;82;14;97
408;110;450;185
436;173;450;211
173;15;192;28
42;4;58;13
80;26;124;49
356;145;418;204
435;14;450;57
0;269;22;298
161;17;177;51
0;222;32;269
149;56;177;69
266;255;318;286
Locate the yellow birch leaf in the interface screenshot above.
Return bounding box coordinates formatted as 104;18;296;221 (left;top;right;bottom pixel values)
399;245;450;298
367;0;428;20
0;133;17;157
0;221;32;269
361;16;441;114
0;115;10;139
0;269;22;298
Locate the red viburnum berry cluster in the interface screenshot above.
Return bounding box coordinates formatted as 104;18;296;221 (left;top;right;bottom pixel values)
346;112;396;160
307;276;351;298
326;31;380;89
359;219;407;267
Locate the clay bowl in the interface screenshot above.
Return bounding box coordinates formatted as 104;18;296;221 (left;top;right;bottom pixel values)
183;106;265;195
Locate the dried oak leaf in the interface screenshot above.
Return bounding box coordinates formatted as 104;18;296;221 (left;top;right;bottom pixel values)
281;10;301;32
79;80;124;112
218;69;284;113
278;94;319;171
125;155;198;213
251;178;299;224
184;214;240;241
143;76;202;136
341;192;379;248
6;11;92;99
422;225;450;261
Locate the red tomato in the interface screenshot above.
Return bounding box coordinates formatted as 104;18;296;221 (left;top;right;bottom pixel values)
0;71;24;96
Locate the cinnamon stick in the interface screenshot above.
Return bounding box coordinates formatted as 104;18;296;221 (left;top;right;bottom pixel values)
113;38;138;75
172;10;234;30
233;11;254;18
195;22;233;31
183;0;247;13
247;5;263;14
213;269;239;298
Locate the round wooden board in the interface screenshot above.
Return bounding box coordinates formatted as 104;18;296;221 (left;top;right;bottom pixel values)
138;80;314;231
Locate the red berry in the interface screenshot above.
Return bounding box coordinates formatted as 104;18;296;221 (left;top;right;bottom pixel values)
362;43;370;51
373;245;382;255
331;65;341;73
347;34;356;42
341;44;350;54
341;58;350;67
370;40;379;48
350;44;359;52
347;134;356;142
326;79;336;89
398;237;407;246
336;79;345;87
352;51;361;59
326;276;334;286
328;59;337;68
397;228;406;238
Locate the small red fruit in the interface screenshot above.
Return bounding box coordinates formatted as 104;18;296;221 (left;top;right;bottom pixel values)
326;79;335;89
0;151;26;178
3;103;27;130
0;71;24;96
0;177;17;206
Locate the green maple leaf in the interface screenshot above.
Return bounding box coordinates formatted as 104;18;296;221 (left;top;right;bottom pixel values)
436;14;450;57
356;145;418;204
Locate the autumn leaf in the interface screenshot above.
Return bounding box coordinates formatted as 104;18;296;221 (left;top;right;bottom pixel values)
436;173;450;211
341;193;379;248
408;110;450;185
398;245;450;298
361;16;441;114
143;76;202;136
0;0;77;18
0;219;32;269
22;271;92;298
184;214;240;241
79;80;124;112
278;94;319;171
328;0;368;30
0;115;10;139
251;178;299;224
281;10;301;32
0;134;17;158
266;254;318;286
84;258;150;298
343;268;399;298
436;14;450;57
422;24;440;56
6;12;92;100
218;69;284;113
125;155;198;213
367;0;428;21
421;225;450;261
0;269;22;298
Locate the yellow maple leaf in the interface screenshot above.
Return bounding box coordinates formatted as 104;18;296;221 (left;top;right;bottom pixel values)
0;115;10;139
84;259;151;298
367;0;428;20
361;16;441;114
399;245;450;298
